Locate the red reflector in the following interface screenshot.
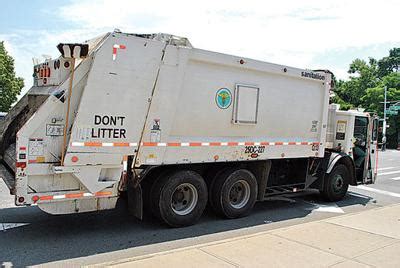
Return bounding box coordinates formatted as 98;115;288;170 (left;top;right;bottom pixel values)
71;156;78;162
16;162;27;168
32;195;39;203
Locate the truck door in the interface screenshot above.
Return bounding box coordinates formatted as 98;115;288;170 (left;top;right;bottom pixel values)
353;116;369;183
368;117;379;183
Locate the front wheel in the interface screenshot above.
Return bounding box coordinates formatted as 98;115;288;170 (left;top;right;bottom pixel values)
320;164;350;202
150;170;208;227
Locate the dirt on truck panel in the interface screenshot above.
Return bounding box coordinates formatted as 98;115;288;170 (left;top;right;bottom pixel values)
0;30;377;227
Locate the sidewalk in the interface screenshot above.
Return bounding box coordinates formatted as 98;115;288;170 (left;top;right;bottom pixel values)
93;204;400;268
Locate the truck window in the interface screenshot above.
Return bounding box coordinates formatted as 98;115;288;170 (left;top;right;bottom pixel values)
354;116;368;144
372;118;378;141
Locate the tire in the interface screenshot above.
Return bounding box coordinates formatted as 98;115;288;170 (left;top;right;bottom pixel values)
210;169;258;219
150;170;208;227
320;164;350;202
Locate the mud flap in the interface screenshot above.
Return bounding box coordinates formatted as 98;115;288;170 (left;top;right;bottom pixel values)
128;184;143;220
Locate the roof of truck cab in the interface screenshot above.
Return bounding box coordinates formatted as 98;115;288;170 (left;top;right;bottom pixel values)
336;109;369;117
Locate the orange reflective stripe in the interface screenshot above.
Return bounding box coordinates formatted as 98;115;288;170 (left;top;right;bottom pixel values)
113;142;130;147
167;142;180;146
95;191;113;197
142;142;157;146
33;191;113;203
209;142;221;146
40;195;53;201
84;142;102;147
189;142;202;146
70;140;319;147
65;193;84;199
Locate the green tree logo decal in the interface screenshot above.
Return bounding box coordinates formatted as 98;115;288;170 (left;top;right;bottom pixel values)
216;88;232;109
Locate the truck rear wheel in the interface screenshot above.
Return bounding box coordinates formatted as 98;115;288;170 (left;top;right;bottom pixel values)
150;170;207;227
320;164;350;202
210;169;257;219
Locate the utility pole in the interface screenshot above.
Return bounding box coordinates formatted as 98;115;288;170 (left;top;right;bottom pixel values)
383;86;387;138
382;86;387;151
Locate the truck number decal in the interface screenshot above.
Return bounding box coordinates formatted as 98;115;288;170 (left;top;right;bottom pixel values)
245;145;265;154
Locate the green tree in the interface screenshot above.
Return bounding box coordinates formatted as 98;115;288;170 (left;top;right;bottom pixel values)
334;48;400;148
0;41;24;112
334;58;379;107
377;48;400;77
361;73;400;115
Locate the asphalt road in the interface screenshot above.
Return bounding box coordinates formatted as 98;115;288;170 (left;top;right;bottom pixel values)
1;150;399;267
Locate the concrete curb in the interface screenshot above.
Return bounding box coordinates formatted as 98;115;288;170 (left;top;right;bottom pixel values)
88;203;400;267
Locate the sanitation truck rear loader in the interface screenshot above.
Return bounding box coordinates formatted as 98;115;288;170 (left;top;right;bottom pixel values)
0;31;378;227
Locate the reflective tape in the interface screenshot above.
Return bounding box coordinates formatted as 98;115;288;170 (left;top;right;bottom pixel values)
112;44;126;60
71;141;318;147
32;191;113;203
71;142;138;147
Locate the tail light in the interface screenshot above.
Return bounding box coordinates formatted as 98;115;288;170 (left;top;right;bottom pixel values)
16;162;27;168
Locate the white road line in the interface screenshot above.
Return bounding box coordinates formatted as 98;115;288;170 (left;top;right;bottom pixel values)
0;223;29;231
357;185;400;198
390;177;400;181
377;167;396;171
303;200;344;213
379;170;400;176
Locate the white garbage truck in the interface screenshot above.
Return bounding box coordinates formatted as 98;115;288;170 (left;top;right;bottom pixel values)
0;31;378;227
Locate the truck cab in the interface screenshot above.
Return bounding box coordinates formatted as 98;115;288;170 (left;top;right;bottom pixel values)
327;105;378;185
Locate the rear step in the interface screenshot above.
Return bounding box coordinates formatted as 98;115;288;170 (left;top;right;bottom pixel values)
264;183;305;197
0;162;15;194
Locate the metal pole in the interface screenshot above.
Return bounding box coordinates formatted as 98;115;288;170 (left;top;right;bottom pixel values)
383;86;387;136
61;59;76;165
382;86;387;150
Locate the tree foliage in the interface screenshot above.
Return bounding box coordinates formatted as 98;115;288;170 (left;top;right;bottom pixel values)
378;48;400;77
0;41;24;112
334;47;400;147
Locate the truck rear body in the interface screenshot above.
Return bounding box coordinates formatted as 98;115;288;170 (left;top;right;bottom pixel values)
0;31;376;225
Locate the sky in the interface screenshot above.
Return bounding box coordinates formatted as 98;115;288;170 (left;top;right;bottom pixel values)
1;0;399;95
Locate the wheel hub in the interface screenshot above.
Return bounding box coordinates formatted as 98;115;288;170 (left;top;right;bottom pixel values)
333;174;344;192
228;180;251;209
171;183;198;216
